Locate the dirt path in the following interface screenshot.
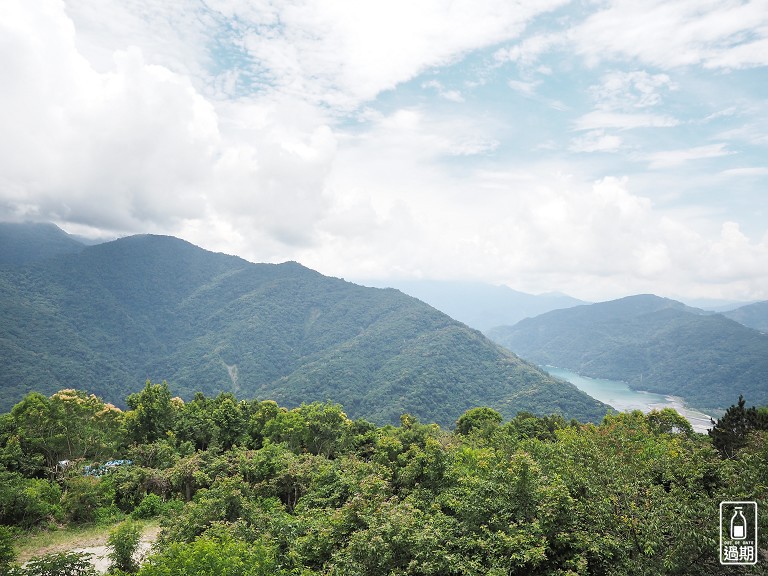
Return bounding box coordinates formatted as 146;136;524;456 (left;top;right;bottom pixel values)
20;524;161;574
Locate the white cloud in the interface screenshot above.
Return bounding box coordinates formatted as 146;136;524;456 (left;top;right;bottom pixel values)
569;130;623;153
1;0;766;304
571;0;768;70
494;33;563;68
573;111;679;131
719;167;768;177
422;80;465;103
0;0;336;250
508;79;541;97
0;2;213;228
645;143;733;169
303;130;768;300
590;70;675;111
209;0;569;108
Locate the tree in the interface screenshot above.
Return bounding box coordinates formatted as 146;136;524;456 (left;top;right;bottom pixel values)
107;519;142;573
454;407;502;437
6;390;122;479
211;395;247;450
709;395;768;458
125;381;176;445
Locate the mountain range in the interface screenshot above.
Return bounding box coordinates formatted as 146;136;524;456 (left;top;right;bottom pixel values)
722;300;768;333
0;222;608;426
358;279;587;331
487;294;768;413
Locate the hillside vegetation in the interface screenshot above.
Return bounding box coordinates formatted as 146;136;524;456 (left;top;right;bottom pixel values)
488;294;768;413
1;385;766;575
725;300;768;333
0;225;607;425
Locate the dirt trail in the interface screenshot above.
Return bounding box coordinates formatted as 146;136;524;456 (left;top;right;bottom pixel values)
21;524;161;574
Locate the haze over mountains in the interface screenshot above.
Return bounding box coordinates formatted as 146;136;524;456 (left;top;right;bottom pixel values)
487;295;768;413
359;279;587;331
0;222;608;425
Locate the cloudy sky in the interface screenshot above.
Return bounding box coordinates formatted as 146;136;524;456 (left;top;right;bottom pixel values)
2;0;767;302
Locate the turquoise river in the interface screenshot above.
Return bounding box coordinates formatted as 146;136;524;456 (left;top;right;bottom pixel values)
543;366;715;434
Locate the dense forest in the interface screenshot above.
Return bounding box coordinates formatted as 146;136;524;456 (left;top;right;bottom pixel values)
0;228;607;424
2;383;766;574
488;294;768;413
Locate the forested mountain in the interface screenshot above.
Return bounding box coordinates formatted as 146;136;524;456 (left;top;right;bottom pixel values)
0;226;608;425
0;222;85;266
724;300;768;332
487;294;768;413
361;279;586;331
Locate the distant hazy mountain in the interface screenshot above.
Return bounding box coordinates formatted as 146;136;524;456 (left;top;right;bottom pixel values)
359;279;586;331
723;301;768;332
0;229;608;425
487;294;768;413
0;221;85;266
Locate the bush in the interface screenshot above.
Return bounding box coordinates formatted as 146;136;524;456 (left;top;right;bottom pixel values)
95;504;126;526
107;519;142;573
0;471;62;528
130;493;164;519
136;533;284;576
61;476;110;524
0;525;16;571
10;551;98;576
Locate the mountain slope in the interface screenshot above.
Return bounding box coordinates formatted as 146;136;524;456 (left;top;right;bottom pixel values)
723;300;768;332
0;221;84;266
0;233;608;425
487;294;768;412
361;279;586;331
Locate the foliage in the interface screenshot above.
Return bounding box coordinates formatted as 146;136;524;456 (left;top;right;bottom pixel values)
0;525;16;570
8;551;98;576
3;387;767;574
0;470;61;528
130;493;165;519
61;475;112;524
137;532;285;576
708;395;768;458
454;406;502;436
2;389;122;481
107;519;142;573
125;382;176;445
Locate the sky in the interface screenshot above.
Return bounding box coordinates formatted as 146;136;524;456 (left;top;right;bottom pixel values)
1;0;767;303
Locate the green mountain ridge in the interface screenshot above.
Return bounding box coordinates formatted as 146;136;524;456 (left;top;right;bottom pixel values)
487;294;768;413
0;224;608;425
723;300;768;332
0;221;85;266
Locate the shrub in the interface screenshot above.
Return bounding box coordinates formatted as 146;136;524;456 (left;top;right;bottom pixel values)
61;476;110;524
136;533;284;576
130;493;164;519
107;519;142;573
95;504;126;526
0;525;16;571
0;471;62;528
12;551;97;576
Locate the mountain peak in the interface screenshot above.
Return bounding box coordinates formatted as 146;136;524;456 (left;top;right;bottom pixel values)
0;232;609;424
0;221;84;266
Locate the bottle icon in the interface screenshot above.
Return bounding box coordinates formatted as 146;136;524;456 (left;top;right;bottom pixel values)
730;507;747;540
